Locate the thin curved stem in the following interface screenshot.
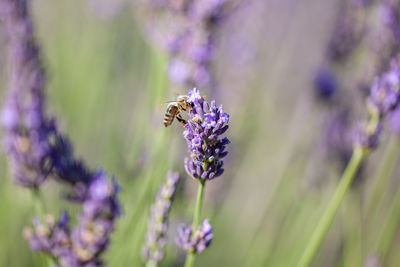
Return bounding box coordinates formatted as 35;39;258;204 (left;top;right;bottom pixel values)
297;147;365;267
184;180;206;267
31;187;46;218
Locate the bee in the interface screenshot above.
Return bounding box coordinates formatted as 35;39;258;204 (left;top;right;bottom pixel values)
163;95;192;127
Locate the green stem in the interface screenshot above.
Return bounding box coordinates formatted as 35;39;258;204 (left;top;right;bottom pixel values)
184;180;206;267
31;188;46;219
297;147;365;267
365;136;400;220
376;184;400;261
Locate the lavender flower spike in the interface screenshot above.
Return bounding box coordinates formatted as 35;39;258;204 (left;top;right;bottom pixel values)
1;0;122;265
367;60;400;117
177;219;213;254
354;58;400;150
184;88;230;180
0;0;58;187
140;0;231;90
23;171;121;266
142;171;180;264
69;171;121;266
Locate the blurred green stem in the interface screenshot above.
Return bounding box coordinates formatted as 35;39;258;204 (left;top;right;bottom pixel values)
31;188;46;219
365;136;400;220
297;147;365;267
184;180;206;267
118;46;169;265
376;181;400;261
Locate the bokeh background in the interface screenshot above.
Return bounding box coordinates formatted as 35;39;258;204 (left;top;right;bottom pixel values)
1;0;400;266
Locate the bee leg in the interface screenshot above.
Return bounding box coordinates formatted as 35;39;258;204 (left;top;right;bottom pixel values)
176;114;187;126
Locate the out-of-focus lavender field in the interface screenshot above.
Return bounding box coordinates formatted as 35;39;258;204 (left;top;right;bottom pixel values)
1;0;400;266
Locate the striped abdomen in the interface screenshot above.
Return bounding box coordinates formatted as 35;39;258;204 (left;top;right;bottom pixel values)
164;103;179;127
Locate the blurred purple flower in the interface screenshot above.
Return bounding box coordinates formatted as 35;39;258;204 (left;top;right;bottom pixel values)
372;0;400;53
142;171;180;264
0;0;57;187
183;88;230;180
177;219;213;253
0;0;93;188
0;1;122;265
321;109;353;164
367;60;400;116
24;172;121;266
327;0;369;61
388;105;400;133
140;0;233;90
355;58;400;149
313;66;338;100
353;121;383;150
23;212;71;256
69;171;121;265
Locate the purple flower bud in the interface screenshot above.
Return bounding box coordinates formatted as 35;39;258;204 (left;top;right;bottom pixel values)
314;66;338;100
176;219;213;254
142;171;180;264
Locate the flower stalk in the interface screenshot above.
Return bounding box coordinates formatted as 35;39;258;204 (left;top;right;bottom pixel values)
142;171;181;266
184;179;206;267
31;188;46;219
376;183;400;261
297;147;366;267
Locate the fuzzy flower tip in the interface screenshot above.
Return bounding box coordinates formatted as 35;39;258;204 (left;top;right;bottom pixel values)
183;88;230;180
142;171;180;263
177;219;213;254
